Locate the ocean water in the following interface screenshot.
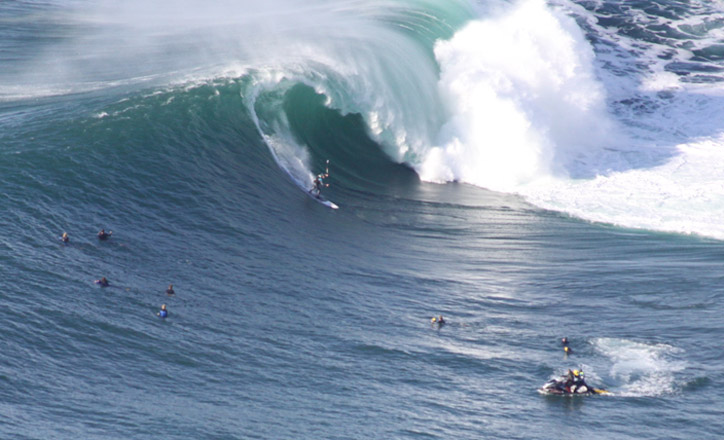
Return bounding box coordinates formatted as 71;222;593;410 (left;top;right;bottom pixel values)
1;0;724;439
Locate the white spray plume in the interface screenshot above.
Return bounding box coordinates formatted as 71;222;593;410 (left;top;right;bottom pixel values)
420;0;615;192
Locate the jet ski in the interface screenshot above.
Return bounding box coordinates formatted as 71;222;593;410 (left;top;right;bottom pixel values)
538;370;610;396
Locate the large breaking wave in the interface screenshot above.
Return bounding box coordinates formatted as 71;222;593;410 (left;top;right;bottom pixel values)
6;0;724;239
247;0;724;239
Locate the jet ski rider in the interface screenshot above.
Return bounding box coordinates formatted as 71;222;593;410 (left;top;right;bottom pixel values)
563;369;586;392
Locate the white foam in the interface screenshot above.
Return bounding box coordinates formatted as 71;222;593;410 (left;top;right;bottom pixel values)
593;338;685;397
524;136;724;239
413;0;724;240
265;133;315;190
423;0;616;193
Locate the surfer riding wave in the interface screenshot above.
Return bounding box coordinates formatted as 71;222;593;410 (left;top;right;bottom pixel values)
310;160;330;197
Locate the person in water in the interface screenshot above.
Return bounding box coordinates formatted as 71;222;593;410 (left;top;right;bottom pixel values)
95;277;110;287
60;232;69;243
97;229;112;240
311;160;330;196
157;304;168;318
431;315;445;325
166;284;175;296
561;337;573;354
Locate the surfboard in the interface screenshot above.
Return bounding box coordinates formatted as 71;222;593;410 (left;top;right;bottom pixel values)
307;190;339;209
592;388;612;395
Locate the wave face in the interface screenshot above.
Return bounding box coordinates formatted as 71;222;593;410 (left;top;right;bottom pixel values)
5;0;724;238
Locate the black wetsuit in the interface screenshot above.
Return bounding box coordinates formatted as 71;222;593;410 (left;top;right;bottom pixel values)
312;177;323;195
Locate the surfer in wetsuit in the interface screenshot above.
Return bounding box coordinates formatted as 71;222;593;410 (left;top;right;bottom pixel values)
97;229;112;240
95;277;110;287
60;232;69;243
561;337;573;354
311;160;330;197
157;304;168;318
572;370;587;392
560;369;575;391
562;369;586;392
166;284;175;296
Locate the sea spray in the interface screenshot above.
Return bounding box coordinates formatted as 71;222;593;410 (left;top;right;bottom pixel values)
421;0;615;192
594;338;686;397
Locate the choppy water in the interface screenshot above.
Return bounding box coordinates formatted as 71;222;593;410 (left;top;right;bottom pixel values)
1;0;724;438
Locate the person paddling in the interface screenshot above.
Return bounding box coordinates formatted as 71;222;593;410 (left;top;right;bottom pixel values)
95;277;110;287
97;229;112;240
